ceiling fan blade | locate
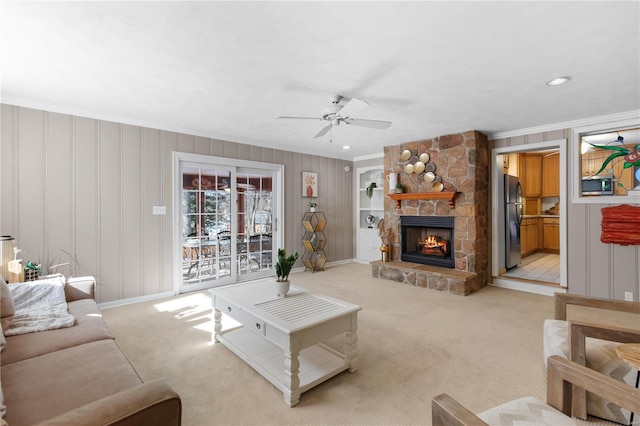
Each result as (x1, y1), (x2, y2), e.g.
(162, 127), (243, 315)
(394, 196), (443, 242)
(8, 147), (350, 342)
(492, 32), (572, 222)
(346, 118), (392, 130)
(314, 123), (333, 139)
(338, 97), (369, 118)
(276, 116), (321, 121)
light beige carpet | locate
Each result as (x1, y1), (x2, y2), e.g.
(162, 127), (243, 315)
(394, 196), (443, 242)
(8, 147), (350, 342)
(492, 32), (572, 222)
(101, 263), (617, 426)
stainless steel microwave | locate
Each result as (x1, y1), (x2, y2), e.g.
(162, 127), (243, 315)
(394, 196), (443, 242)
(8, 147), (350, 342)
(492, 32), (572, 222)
(582, 175), (614, 196)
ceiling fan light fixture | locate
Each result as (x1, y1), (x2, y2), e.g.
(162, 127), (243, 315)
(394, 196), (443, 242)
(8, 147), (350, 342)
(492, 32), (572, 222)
(332, 118), (340, 126)
(547, 76), (572, 86)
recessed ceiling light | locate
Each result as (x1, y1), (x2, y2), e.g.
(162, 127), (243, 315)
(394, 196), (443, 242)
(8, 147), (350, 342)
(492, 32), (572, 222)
(342, 145), (350, 150)
(547, 76), (572, 86)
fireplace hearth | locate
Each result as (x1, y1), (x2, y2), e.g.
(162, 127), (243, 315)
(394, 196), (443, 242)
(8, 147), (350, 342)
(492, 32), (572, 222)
(400, 216), (455, 268)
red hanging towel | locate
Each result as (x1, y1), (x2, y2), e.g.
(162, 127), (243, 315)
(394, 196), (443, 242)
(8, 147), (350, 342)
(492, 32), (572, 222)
(601, 204), (640, 246)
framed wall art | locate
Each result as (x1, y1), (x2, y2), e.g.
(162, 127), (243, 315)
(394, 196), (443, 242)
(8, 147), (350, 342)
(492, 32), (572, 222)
(303, 172), (318, 197)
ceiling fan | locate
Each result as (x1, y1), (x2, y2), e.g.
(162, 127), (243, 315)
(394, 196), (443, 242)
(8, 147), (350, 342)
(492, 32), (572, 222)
(277, 95), (392, 139)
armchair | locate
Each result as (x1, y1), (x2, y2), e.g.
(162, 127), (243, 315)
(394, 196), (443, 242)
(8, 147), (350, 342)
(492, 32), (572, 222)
(432, 355), (640, 425)
(543, 293), (640, 424)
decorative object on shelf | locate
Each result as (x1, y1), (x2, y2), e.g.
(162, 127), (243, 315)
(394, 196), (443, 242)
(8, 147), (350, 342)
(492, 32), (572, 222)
(24, 261), (41, 282)
(303, 171), (318, 197)
(377, 219), (390, 245)
(399, 150), (441, 189)
(275, 248), (299, 297)
(386, 173), (398, 193)
(395, 182), (403, 193)
(432, 176), (444, 192)
(379, 244), (391, 262)
(399, 149), (412, 161)
(302, 212), (327, 272)
(404, 163), (414, 174)
(0, 235), (15, 281)
(365, 182), (377, 198)
(7, 244), (24, 283)
(365, 214), (376, 228)
(424, 171), (436, 183)
(309, 201), (317, 212)
(378, 219), (391, 262)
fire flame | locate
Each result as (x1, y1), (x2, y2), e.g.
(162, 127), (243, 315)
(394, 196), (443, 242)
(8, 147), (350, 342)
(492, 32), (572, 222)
(419, 235), (448, 256)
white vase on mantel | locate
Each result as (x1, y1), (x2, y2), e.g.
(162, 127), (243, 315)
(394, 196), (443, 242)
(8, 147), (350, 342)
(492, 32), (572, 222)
(275, 279), (290, 298)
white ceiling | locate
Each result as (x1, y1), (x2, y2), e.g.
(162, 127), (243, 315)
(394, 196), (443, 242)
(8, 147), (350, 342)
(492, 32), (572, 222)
(2, 1), (639, 161)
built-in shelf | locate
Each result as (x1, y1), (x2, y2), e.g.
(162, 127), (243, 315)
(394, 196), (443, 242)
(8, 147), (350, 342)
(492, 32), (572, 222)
(388, 192), (457, 209)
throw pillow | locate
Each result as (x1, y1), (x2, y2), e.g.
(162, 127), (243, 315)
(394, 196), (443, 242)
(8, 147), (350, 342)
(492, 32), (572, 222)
(0, 278), (15, 329)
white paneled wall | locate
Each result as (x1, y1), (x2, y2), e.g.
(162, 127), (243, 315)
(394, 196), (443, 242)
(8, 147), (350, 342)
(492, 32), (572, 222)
(0, 104), (354, 303)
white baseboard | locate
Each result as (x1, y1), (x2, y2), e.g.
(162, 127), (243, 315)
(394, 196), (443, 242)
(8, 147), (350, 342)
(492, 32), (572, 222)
(98, 291), (176, 310)
(490, 278), (566, 297)
(100, 259), (358, 308)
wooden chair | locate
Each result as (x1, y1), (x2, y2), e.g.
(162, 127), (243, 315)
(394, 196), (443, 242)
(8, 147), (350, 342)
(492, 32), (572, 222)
(432, 355), (640, 425)
(543, 293), (640, 423)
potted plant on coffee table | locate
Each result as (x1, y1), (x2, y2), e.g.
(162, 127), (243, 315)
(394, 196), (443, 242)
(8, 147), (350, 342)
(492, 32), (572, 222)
(275, 248), (299, 297)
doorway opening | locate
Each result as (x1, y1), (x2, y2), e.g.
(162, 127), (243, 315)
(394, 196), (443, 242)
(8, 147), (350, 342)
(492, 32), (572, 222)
(491, 139), (567, 296)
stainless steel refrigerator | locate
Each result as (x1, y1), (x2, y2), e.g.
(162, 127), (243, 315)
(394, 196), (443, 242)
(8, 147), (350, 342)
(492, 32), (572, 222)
(504, 174), (523, 269)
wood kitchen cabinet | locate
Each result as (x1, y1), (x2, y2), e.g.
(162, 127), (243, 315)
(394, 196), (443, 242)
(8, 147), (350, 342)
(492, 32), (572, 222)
(543, 217), (560, 252)
(542, 153), (560, 197)
(503, 153), (519, 176)
(520, 217), (541, 257)
(519, 154), (542, 197)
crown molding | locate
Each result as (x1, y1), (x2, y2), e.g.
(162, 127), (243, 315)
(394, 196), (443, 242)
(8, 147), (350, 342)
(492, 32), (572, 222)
(488, 110), (640, 141)
(353, 152), (384, 162)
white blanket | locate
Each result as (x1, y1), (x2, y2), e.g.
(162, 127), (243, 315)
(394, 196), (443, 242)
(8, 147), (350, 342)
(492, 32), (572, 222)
(5, 276), (75, 336)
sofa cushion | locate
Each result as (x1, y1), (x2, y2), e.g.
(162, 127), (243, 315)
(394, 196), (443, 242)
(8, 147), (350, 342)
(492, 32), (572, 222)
(477, 396), (576, 425)
(543, 319), (638, 425)
(1, 299), (114, 365)
(1, 339), (143, 426)
(0, 278), (14, 329)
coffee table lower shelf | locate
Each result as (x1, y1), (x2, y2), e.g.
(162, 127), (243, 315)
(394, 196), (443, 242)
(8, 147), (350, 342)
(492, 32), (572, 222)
(217, 327), (349, 397)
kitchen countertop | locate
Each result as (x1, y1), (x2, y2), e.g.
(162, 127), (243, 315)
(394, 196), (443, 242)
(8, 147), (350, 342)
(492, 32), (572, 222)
(523, 214), (560, 218)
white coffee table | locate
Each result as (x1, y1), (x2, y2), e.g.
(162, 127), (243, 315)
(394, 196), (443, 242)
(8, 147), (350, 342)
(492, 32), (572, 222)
(210, 280), (361, 406)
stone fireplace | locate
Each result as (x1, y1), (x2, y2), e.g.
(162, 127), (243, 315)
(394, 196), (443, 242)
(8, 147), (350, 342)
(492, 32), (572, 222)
(371, 130), (489, 295)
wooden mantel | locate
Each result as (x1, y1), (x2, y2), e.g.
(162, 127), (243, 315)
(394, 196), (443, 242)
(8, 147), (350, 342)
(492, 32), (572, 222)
(388, 192), (457, 209)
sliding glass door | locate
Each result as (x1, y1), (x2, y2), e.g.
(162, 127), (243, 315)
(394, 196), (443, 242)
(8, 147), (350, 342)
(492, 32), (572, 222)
(174, 153), (283, 294)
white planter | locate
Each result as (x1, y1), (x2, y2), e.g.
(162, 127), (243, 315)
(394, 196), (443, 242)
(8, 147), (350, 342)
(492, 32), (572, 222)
(275, 280), (290, 297)
(310, 207), (316, 212)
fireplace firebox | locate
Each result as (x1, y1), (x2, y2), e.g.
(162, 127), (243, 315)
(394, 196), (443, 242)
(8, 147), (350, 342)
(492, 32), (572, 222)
(400, 216), (455, 268)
